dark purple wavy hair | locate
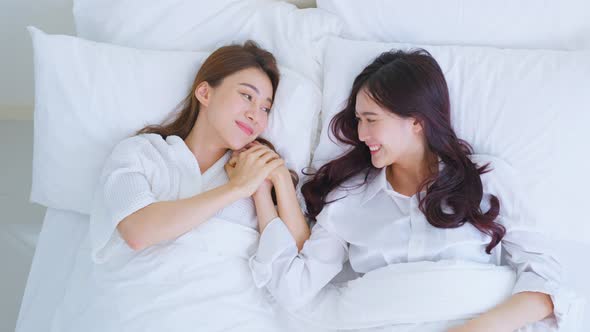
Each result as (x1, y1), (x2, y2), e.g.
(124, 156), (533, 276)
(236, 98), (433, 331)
(302, 49), (505, 254)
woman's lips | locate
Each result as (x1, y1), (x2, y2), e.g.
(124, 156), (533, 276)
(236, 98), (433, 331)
(236, 121), (254, 136)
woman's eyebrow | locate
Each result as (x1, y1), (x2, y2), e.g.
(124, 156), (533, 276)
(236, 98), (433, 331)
(355, 111), (379, 116)
(239, 83), (272, 103)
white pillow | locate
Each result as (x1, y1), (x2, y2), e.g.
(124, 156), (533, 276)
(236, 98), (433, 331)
(73, 0), (342, 87)
(28, 27), (320, 215)
(317, 0), (590, 50)
(314, 37), (590, 243)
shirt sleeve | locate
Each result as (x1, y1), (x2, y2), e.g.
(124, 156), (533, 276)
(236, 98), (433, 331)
(89, 137), (158, 263)
(249, 214), (349, 311)
(502, 229), (575, 328)
(485, 156), (575, 328)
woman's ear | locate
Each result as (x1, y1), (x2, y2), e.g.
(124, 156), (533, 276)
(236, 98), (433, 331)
(195, 81), (211, 107)
(412, 118), (424, 134)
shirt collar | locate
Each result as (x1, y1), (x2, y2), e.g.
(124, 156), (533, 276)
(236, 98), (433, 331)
(360, 167), (389, 206)
(360, 158), (444, 206)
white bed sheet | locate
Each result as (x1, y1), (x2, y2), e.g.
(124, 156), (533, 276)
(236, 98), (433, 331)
(15, 208), (89, 332)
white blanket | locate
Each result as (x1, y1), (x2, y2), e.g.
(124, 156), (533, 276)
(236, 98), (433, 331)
(48, 136), (580, 331)
(287, 259), (586, 332)
(50, 218), (580, 332)
(51, 218), (288, 332)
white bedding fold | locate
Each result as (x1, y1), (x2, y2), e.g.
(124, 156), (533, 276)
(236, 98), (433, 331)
(289, 260), (516, 330)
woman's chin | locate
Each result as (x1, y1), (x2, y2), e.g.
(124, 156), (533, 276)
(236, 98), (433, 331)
(370, 156), (384, 168)
(227, 138), (251, 151)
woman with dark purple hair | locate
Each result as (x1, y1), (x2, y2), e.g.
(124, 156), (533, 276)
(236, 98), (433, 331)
(249, 49), (567, 331)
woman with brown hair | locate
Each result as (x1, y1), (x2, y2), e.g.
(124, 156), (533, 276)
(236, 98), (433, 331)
(54, 41), (310, 331)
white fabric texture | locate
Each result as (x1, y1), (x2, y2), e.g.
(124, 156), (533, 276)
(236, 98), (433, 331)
(28, 27), (320, 215)
(314, 37), (590, 243)
(317, 0), (590, 49)
(251, 155), (579, 330)
(51, 134), (288, 331)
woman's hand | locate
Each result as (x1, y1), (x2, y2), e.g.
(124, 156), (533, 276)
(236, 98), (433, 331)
(447, 291), (554, 332)
(225, 143), (284, 198)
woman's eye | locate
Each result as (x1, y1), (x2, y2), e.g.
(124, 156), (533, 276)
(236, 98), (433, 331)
(262, 107), (271, 113)
(241, 93), (252, 101)
(355, 117), (361, 122)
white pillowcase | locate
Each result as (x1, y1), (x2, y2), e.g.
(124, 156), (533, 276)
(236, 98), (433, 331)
(317, 0), (590, 50)
(28, 27), (320, 215)
(73, 0), (342, 87)
(314, 37), (590, 243)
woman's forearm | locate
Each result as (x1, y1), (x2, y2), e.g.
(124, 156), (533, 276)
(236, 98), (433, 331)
(252, 189), (279, 233)
(273, 172), (310, 251)
(458, 291), (554, 332)
(117, 182), (245, 251)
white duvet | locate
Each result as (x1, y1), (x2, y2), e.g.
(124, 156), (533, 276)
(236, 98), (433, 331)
(49, 218), (564, 332)
(51, 219), (286, 331)
(47, 135), (575, 331)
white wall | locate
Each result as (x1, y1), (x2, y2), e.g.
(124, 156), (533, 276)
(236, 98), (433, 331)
(0, 0), (75, 120)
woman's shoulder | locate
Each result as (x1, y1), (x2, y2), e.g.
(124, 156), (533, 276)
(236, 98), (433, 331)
(315, 171), (375, 227)
(110, 133), (184, 160)
(323, 171), (371, 205)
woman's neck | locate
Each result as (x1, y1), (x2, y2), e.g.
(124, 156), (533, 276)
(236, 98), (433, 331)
(184, 118), (227, 174)
(386, 151), (438, 197)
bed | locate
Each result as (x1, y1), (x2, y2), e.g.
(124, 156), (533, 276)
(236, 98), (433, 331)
(16, 0), (590, 330)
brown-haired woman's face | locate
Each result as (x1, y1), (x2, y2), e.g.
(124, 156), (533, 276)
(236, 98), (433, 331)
(196, 67), (274, 150)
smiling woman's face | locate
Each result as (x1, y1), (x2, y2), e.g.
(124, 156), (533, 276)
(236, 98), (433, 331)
(355, 88), (423, 169)
(196, 67), (274, 150)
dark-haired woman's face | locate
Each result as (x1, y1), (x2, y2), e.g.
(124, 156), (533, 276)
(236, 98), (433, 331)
(355, 89), (423, 169)
(198, 67), (273, 150)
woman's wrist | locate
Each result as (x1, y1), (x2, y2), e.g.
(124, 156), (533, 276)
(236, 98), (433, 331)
(224, 181), (250, 200)
(253, 186), (273, 201)
(271, 167), (293, 189)
(253, 191), (278, 233)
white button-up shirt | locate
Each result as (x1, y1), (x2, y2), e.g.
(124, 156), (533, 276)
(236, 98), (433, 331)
(250, 154), (568, 325)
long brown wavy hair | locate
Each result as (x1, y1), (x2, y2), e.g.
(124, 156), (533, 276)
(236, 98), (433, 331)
(137, 40), (280, 139)
(301, 49), (505, 254)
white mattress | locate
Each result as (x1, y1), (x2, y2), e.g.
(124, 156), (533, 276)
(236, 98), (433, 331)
(15, 208), (90, 332)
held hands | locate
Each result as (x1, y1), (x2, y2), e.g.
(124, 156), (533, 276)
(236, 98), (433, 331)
(224, 141), (286, 198)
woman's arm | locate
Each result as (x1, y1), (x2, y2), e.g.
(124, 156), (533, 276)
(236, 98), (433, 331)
(118, 144), (284, 251)
(250, 220), (348, 311)
(251, 169), (310, 251)
(449, 228), (563, 332)
(252, 179), (279, 232)
(269, 167), (310, 251)
(448, 291), (554, 332)
(118, 183), (245, 251)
